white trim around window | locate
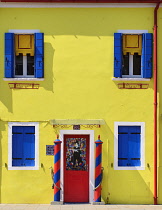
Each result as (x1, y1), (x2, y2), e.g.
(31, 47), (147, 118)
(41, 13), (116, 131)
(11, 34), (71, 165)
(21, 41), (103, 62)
(3, 78), (44, 81)
(112, 78), (150, 81)
(117, 30), (148, 34)
(9, 29), (40, 34)
(8, 122), (39, 170)
(114, 122), (145, 170)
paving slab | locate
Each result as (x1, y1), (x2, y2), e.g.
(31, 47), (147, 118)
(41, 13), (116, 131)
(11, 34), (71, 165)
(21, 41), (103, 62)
(49, 206), (60, 210)
(0, 204), (162, 210)
(0, 204), (6, 209)
(36, 204), (50, 210)
(102, 206), (119, 209)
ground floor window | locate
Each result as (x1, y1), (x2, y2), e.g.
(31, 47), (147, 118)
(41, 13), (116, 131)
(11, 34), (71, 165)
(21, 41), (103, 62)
(114, 122), (145, 170)
(8, 122), (39, 170)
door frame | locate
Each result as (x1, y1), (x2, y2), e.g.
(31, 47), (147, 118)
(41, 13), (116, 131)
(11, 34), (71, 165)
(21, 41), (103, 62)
(60, 130), (94, 203)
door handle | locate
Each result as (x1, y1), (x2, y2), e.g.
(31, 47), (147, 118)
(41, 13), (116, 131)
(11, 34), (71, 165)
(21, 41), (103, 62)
(86, 164), (88, 171)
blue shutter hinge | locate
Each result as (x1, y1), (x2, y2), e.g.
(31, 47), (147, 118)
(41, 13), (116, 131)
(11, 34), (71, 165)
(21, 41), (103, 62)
(5, 57), (9, 66)
(39, 61), (42, 67)
(148, 58), (152, 67)
(115, 57), (119, 66)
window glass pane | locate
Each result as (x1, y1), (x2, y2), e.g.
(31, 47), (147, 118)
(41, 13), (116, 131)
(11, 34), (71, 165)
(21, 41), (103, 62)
(27, 54), (34, 75)
(122, 53), (129, 75)
(15, 53), (23, 75)
(133, 53), (141, 75)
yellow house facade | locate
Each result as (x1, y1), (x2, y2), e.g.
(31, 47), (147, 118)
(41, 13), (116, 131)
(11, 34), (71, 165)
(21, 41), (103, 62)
(0, 0), (162, 205)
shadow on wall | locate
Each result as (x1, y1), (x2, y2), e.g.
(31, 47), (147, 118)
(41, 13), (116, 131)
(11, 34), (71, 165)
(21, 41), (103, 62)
(101, 123), (153, 204)
(158, 64), (162, 203)
(158, 97), (162, 203)
(41, 42), (55, 92)
(0, 122), (6, 203)
(0, 82), (13, 114)
(0, 42), (54, 113)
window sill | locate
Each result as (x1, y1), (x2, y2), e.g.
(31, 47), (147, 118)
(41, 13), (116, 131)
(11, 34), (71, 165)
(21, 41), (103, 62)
(3, 78), (44, 81)
(114, 166), (145, 170)
(112, 78), (150, 81)
(8, 166), (39, 170)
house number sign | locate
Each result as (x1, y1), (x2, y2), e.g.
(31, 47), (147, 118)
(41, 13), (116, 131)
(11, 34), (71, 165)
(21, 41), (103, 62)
(46, 145), (54, 156)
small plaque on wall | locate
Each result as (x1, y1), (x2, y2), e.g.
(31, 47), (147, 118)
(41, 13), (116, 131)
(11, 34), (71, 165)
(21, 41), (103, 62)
(73, 125), (80, 130)
(46, 145), (54, 155)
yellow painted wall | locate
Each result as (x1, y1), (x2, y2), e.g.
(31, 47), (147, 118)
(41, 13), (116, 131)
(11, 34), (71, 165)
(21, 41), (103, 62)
(0, 6), (160, 204)
(157, 7), (162, 205)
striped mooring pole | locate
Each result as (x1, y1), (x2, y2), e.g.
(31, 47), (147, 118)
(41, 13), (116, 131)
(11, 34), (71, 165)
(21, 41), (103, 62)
(94, 135), (103, 202)
(54, 135), (62, 202)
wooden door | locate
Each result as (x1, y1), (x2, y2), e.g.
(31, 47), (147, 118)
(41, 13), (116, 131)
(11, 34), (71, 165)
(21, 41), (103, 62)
(64, 135), (89, 203)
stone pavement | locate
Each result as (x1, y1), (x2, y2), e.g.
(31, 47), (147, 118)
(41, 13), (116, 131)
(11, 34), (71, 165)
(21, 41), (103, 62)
(0, 204), (162, 210)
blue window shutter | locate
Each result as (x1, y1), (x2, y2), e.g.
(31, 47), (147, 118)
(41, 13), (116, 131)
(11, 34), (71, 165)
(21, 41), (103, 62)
(23, 126), (35, 166)
(5, 33), (14, 78)
(128, 126), (141, 166)
(12, 126), (35, 167)
(35, 33), (44, 78)
(118, 126), (129, 166)
(12, 126), (23, 166)
(141, 33), (153, 78)
(118, 126), (141, 167)
(114, 33), (122, 78)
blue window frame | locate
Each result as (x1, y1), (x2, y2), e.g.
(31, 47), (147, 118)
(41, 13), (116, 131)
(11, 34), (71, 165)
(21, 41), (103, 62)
(5, 33), (44, 78)
(118, 126), (141, 167)
(12, 126), (35, 167)
(114, 33), (153, 78)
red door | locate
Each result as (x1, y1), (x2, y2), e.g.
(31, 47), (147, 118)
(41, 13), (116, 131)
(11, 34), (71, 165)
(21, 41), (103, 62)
(64, 134), (89, 203)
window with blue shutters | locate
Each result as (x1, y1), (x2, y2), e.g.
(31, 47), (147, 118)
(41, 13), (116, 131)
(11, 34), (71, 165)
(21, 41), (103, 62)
(114, 122), (145, 170)
(12, 126), (35, 167)
(118, 126), (141, 167)
(8, 122), (39, 170)
(5, 32), (44, 78)
(114, 32), (153, 78)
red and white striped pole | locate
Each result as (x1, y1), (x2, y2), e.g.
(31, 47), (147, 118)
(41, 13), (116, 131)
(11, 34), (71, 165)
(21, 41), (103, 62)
(94, 135), (103, 202)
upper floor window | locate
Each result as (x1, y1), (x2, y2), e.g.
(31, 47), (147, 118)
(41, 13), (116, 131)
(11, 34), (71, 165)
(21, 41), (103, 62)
(5, 32), (44, 78)
(15, 34), (34, 78)
(114, 32), (153, 79)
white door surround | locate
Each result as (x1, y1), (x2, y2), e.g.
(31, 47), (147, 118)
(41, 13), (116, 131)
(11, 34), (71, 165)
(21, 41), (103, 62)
(60, 130), (94, 203)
